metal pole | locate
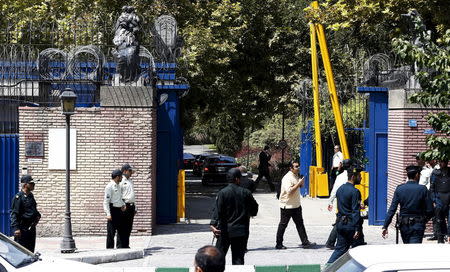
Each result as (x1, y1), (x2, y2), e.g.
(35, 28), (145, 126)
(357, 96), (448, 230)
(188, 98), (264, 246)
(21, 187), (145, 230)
(61, 114), (76, 253)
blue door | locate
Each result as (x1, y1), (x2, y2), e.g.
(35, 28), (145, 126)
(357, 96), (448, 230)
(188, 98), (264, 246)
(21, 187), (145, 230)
(0, 134), (19, 235)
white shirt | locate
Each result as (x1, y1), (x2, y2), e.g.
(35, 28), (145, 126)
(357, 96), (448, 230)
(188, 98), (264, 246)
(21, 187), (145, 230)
(279, 171), (301, 209)
(120, 176), (136, 204)
(419, 165), (433, 189)
(329, 170), (348, 206)
(332, 151), (343, 168)
(103, 180), (125, 217)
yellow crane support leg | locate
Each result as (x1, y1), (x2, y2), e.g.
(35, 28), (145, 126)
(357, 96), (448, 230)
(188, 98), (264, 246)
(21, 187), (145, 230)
(315, 23), (350, 160)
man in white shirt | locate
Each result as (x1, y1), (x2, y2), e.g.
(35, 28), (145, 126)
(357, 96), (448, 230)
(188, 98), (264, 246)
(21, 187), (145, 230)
(275, 161), (316, 249)
(419, 160), (435, 189)
(103, 169), (126, 249)
(120, 163), (136, 248)
(330, 145), (344, 194)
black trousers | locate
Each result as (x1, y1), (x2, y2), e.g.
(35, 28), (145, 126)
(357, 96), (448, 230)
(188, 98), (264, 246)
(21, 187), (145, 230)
(107, 206), (126, 249)
(327, 224), (356, 263)
(329, 167), (338, 193)
(326, 222), (365, 247)
(400, 223), (425, 244)
(216, 234), (247, 265)
(118, 203), (135, 248)
(276, 207), (308, 246)
(255, 169), (275, 192)
(14, 226), (36, 252)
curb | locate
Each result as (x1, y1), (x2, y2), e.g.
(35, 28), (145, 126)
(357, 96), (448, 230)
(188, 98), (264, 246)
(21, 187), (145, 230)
(61, 249), (144, 265)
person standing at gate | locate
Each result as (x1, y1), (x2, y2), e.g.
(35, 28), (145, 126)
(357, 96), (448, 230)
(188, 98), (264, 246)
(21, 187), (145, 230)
(429, 160), (450, 243)
(329, 145), (343, 194)
(103, 169), (126, 249)
(120, 163), (136, 248)
(209, 168), (258, 265)
(326, 167), (363, 264)
(10, 175), (41, 252)
(275, 161), (316, 250)
(382, 165), (433, 244)
(255, 145), (275, 192)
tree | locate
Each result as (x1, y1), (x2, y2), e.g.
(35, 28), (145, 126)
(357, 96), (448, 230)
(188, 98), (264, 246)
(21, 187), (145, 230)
(393, 13), (450, 161)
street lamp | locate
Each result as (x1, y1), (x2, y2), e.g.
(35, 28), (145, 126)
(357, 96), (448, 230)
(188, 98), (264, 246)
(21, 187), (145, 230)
(60, 89), (77, 253)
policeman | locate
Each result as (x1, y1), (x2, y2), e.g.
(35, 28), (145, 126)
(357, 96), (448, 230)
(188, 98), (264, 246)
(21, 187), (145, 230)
(326, 166), (363, 264)
(209, 168), (258, 265)
(430, 160), (450, 243)
(120, 163), (136, 248)
(10, 175), (41, 252)
(382, 165), (433, 243)
(103, 169), (126, 249)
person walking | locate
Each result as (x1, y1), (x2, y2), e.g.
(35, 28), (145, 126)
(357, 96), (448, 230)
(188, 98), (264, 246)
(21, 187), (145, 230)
(255, 145), (275, 192)
(10, 175), (41, 252)
(325, 159), (352, 249)
(239, 165), (255, 193)
(275, 161), (316, 250)
(382, 165), (434, 244)
(103, 169), (126, 249)
(194, 245), (225, 272)
(120, 163), (136, 248)
(209, 168), (258, 265)
(329, 145), (343, 194)
(429, 160), (450, 243)
(326, 167), (363, 264)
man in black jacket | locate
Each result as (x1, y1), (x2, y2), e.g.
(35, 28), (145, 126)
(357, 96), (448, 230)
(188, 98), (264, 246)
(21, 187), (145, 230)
(326, 167), (363, 264)
(210, 168), (258, 265)
(429, 160), (450, 243)
(10, 175), (41, 252)
(382, 165), (433, 243)
(255, 145), (275, 192)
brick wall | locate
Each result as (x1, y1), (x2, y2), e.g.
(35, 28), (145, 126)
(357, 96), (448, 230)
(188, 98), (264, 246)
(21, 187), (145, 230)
(18, 107), (156, 236)
(387, 108), (450, 206)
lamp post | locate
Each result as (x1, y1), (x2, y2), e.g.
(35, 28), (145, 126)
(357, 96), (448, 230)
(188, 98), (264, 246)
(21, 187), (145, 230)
(60, 89), (77, 253)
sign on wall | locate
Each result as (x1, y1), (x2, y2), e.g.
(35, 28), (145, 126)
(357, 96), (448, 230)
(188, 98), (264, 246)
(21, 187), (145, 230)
(48, 128), (77, 170)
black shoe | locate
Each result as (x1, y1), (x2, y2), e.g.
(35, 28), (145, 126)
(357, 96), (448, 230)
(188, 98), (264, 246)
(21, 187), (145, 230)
(325, 244), (335, 250)
(427, 236), (438, 241)
(301, 241), (317, 248)
(275, 244), (287, 250)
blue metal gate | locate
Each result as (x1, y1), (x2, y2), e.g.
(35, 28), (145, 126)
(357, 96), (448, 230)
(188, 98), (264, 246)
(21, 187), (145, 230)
(0, 134), (19, 235)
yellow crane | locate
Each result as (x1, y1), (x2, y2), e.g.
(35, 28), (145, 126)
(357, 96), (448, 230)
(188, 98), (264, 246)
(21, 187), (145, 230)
(308, 1), (349, 197)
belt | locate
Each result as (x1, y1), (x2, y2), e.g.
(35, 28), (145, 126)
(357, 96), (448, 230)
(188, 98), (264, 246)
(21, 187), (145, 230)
(125, 203), (135, 206)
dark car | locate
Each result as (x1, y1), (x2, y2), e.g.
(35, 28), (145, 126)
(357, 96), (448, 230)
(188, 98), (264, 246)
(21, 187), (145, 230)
(201, 155), (239, 185)
(183, 153), (195, 169)
(193, 154), (209, 176)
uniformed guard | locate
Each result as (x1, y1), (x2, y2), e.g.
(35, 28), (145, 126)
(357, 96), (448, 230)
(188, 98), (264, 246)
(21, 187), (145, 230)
(326, 166), (363, 264)
(429, 160), (450, 243)
(382, 165), (434, 244)
(103, 169), (126, 249)
(10, 175), (41, 252)
(120, 163), (136, 248)
(209, 168), (258, 265)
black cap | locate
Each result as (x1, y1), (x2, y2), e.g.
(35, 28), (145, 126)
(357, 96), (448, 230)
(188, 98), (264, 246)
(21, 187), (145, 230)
(406, 165), (421, 175)
(226, 168), (242, 182)
(111, 169), (123, 179)
(342, 159), (354, 169)
(20, 175), (34, 184)
(413, 153), (422, 160)
(121, 163), (134, 172)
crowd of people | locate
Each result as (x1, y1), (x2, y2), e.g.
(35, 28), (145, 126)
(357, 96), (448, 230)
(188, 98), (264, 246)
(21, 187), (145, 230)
(10, 147), (450, 269)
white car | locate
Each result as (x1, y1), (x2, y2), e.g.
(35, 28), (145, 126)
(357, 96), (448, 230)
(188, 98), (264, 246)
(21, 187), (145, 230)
(0, 232), (104, 272)
(324, 244), (450, 272)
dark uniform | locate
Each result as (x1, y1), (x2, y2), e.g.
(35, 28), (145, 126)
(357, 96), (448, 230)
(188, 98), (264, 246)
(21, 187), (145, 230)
(255, 148), (274, 192)
(430, 164), (450, 243)
(383, 167), (433, 244)
(211, 182), (258, 265)
(327, 182), (363, 264)
(10, 176), (41, 252)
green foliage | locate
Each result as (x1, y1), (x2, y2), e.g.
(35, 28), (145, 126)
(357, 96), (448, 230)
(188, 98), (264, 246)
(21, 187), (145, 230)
(393, 22), (450, 161)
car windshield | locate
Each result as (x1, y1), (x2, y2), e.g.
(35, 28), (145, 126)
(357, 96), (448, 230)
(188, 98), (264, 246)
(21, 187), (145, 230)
(0, 234), (37, 268)
(183, 153), (195, 159)
(208, 157), (236, 163)
(324, 252), (365, 272)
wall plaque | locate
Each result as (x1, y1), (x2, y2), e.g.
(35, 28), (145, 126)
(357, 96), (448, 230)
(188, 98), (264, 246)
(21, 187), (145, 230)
(25, 142), (44, 157)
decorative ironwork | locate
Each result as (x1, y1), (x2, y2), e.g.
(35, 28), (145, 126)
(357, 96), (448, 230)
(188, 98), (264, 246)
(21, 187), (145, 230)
(362, 53), (409, 89)
(153, 15), (184, 63)
(113, 6), (142, 83)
